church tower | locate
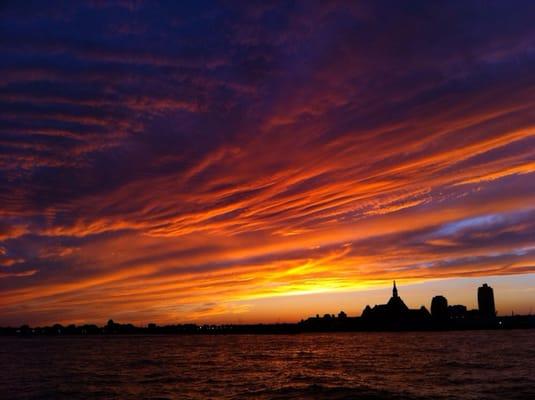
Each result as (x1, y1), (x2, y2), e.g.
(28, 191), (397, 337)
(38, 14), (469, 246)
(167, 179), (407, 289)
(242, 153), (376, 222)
(392, 280), (398, 298)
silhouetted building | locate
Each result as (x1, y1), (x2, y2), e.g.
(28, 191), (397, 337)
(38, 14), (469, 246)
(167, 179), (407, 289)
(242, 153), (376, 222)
(431, 295), (449, 321)
(362, 281), (408, 316)
(478, 283), (496, 318)
(106, 319), (119, 333)
(361, 281), (430, 329)
(448, 304), (467, 319)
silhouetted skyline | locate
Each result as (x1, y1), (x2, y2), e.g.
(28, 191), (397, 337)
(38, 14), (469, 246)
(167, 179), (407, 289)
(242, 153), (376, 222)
(3, 281), (534, 335)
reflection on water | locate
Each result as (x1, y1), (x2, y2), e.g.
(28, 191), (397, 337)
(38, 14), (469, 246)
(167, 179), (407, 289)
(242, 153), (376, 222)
(1, 330), (534, 399)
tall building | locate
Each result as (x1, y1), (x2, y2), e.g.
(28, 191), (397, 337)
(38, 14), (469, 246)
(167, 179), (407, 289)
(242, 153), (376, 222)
(478, 283), (496, 318)
(431, 295), (448, 320)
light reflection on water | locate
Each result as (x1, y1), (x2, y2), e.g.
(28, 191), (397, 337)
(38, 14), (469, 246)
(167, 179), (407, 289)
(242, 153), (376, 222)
(1, 330), (534, 399)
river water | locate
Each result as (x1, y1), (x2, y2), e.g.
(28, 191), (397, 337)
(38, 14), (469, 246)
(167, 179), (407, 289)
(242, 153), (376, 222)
(1, 330), (534, 399)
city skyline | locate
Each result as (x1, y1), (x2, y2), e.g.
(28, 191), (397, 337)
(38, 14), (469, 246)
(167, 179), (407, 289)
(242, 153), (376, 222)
(1, 1), (535, 326)
(1, 275), (532, 327)
(6, 280), (534, 336)
(1, 281), (523, 332)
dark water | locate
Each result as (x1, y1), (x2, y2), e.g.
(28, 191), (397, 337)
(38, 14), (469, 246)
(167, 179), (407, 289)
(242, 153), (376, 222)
(1, 331), (535, 399)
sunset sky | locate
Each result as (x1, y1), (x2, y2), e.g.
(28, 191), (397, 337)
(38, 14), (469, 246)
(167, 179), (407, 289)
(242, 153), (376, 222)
(1, 1), (534, 326)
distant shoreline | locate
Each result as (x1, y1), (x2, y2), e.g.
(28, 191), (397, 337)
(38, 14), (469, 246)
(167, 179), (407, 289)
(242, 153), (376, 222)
(2, 315), (534, 336)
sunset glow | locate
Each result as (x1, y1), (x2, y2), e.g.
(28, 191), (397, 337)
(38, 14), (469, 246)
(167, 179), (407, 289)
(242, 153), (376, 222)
(1, 1), (534, 325)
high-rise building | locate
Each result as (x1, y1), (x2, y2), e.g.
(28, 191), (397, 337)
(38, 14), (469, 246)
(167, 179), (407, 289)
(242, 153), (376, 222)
(478, 283), (496, 318)
(431, 295), (448, 320)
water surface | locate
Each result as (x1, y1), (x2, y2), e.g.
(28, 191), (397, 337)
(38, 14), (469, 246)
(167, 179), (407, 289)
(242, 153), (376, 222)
(1, 330), (534, 399)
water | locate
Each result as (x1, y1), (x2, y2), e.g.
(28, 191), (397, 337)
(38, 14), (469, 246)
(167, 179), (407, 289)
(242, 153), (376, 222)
(1, 331), (534, 399)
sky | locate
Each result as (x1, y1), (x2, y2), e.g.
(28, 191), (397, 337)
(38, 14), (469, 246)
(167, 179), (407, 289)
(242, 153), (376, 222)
(0, 0), (534, 326)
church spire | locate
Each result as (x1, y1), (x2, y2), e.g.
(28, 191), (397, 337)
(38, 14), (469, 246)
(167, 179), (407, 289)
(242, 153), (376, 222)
(393, 280), (398, 298)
